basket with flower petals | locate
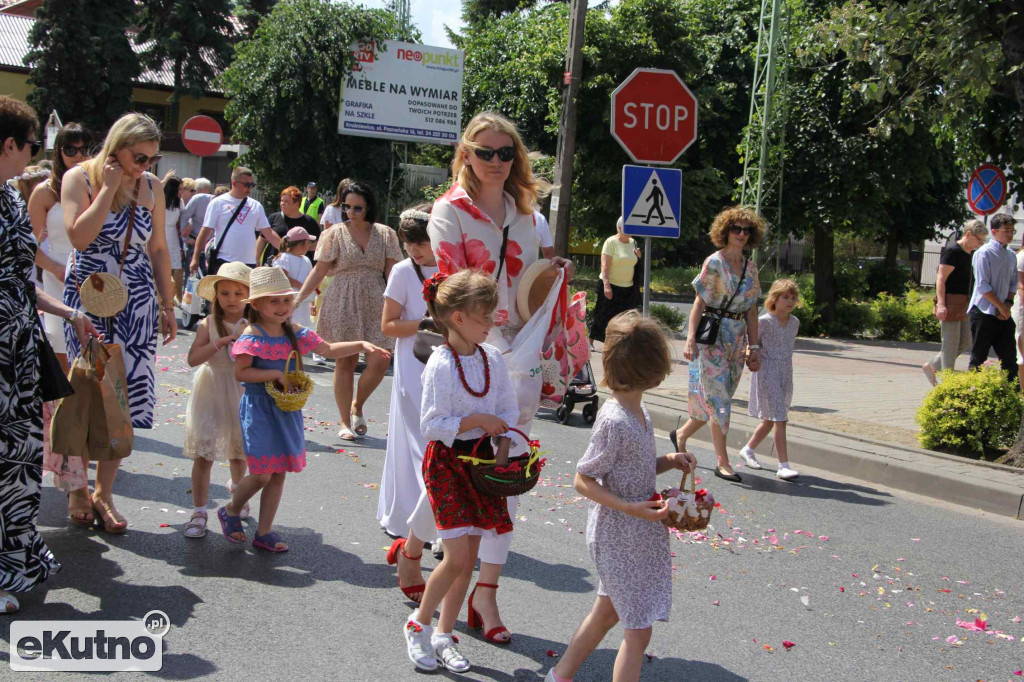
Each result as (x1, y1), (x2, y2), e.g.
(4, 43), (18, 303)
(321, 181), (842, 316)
(657, 471), (715, 532)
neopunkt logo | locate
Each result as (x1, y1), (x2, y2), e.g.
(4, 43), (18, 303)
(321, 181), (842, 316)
(9, 610), (168, 671)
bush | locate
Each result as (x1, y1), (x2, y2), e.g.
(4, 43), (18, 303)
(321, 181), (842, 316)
(790, 273), (826, 337)
(916, 366), (1023, 454)
(871, 293), (913, 340)
(650, 303), (686, 332)
(649, 266), (700, 295)
(834, 257), (869, 300)
(830, 301), (875, 338)
(866, 261), (911, 297)
(903, 289), (940, 342)
(869, 291), (940, 342)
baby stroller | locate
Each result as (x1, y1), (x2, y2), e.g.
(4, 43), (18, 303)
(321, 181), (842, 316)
(178, 262), (210, 331)
(555, 360), (598, 425)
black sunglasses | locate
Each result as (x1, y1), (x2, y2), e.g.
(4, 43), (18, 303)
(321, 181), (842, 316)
(235, 180), (256, 189)
(22, 139), (42, 156)
(132, 152), (162, 166)
(729, 225), (754, 236)
(473, 146), (515, 163)
(341, 203), (365, 214)
(61, 144), (87, 157)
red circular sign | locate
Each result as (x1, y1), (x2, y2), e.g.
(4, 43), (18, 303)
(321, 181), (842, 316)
(181, 115), (223, 157)
(966, 163), (1007, 216)
(611, 68), (698, 165)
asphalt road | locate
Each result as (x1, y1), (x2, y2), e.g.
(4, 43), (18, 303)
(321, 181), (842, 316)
(2, 328), (1022, 681)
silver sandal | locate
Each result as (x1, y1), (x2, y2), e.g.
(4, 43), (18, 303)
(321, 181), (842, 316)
(184, 511), (208, 538)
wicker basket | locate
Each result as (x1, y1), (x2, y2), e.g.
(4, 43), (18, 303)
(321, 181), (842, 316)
(660, 471), (715, 532)
(458, 428), (546, 498)
(79, 273), (129, 317)
(264, 350), (313, 412)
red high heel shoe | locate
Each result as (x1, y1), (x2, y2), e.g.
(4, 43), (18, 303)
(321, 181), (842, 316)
(386, 538), (425, 603)
(467, 583), (511, 644)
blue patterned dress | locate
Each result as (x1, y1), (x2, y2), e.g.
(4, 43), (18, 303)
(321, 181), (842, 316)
(64, 172), (159, 429)
(0, 183), (60, 592)
(230, 325), (323, 474)
(688, 251), (761, 433)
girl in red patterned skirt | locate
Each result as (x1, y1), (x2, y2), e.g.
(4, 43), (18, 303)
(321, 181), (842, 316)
(402, 269), (518, 674)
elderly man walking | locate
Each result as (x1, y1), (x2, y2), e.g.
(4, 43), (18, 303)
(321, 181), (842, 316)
(922, 218), (988, 384)
(968, 213), (1018, 380)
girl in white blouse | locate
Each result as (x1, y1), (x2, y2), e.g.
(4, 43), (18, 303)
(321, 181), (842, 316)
(403, 269), (518, 674)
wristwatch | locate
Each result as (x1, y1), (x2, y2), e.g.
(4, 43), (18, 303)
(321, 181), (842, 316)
(67, 308), (79, 322)
(748, 344), (760, 351)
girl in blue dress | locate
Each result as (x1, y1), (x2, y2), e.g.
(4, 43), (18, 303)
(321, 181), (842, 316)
(219, 266), (391, 552)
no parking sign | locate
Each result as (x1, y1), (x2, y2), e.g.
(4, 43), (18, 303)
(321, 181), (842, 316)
(967, 163), (1007, 216)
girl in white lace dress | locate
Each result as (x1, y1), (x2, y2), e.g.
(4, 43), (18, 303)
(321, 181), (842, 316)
(739, 279), (802, 480)
(547, 311), (697, 682)
(181, 263), (252, 538)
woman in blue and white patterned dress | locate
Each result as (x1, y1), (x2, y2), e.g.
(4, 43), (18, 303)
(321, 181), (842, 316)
(60, 112), (178, 533)
(0, 96), (101, 614)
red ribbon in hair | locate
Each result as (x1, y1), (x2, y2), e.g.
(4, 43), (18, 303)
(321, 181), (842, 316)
(421, 272), (449, 303)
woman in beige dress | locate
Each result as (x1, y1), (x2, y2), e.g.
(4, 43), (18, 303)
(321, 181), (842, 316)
(298, 181), (401, 440)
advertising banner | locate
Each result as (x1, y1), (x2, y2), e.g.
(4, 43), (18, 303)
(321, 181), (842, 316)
(338, 40), (464, 145)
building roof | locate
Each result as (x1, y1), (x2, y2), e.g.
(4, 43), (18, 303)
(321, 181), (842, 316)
(0, 12), (226, 95)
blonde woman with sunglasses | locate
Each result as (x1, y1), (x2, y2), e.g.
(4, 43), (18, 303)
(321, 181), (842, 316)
(59, 112), (178, 533)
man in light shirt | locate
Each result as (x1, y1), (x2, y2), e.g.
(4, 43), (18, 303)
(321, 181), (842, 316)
(968, 212), (1018, 379)
(181, 177), (213, 274)
(190, 167), (281, 274)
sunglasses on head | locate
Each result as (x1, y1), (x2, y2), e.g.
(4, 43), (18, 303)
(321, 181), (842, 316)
(61, 144), (87, 157)
(729, 225), (754, 235)
(341, 203), (365, 214)
(131, 151), (162, 166)
(473, 146), (515, 163)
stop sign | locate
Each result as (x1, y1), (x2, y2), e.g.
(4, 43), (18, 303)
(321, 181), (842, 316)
(181, 115), (223, 157)
(610, 68), (698, 165)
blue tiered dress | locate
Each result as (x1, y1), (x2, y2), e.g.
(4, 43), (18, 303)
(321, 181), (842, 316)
(230, 324), (323, 474)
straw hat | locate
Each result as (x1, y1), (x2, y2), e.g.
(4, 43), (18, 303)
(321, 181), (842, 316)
(197, 261), (252, 302)
(516, 259), (560, 324)
(243, 266), (297, 303)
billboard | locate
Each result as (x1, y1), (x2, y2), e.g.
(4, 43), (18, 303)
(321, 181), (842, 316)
(338, 40), (464, 145)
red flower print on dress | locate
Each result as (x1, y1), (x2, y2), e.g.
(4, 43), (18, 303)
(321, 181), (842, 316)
(462, 235), (495, 274)
(503, 239), (523, 284)
(442, 184), (490, 223)
(436, 240), (467, 275)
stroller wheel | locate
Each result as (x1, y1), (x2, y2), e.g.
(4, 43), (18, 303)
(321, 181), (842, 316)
(182, 313), (201, 331)
(556, 404), (571, 425)
(582, 402), (597, 425)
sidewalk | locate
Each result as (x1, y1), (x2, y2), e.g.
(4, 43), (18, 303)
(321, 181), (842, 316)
(583, 336), (1024, 520)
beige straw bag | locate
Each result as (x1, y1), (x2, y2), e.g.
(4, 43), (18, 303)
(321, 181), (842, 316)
(72, 178), (141, 318)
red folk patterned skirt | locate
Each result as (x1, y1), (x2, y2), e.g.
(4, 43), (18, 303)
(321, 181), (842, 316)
(423, 439), (513, 535)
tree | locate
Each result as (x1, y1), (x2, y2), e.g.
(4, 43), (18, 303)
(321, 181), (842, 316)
(461, 0), (537, 29)
(135, 0), (235, 103)
(25, 0), (140, 130)
(219, 0), (398, 196)
(235, 0), (279, 38)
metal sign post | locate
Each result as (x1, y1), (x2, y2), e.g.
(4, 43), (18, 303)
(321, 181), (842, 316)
(642, 237), (652, 316)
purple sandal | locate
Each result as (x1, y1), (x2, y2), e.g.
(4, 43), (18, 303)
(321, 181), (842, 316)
(217, 506), (245, 544)
(253, 531), (289, 553)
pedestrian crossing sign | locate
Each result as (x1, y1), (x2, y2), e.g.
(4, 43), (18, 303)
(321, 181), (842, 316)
(621, 165), (682, 238)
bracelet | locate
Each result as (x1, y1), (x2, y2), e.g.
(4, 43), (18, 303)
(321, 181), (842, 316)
(161, 305), (174, 311)
(748, 345), (760, 350)
(67, 308), (79, 322)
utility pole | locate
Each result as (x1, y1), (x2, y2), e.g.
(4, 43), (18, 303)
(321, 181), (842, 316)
(549, 0), (587, 258)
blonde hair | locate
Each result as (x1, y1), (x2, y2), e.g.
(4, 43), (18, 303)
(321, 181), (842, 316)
(765, 278), (801, 312)
(84, 112), (161, 212)
(453, 111), (550, 215)
(180, 177), (196, 191)
(709, 205), (766, 250)
(425, 269), (498, 337)
(601, 311), (672, 392)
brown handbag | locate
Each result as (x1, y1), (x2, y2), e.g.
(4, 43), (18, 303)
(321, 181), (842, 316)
(943, 294), (970, 322)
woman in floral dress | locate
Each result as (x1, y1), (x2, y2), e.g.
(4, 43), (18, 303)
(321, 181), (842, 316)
(673, 206), (764, 483)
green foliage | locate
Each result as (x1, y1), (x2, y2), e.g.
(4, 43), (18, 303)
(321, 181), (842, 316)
(830, 301), (874, 338)
(219, 0), (398, 193)
(649, 267), (700, 295)
(135, 0), (234, 102)
(25, 0), (140, 129)
(833, 257), (869, 300)
(903, 289), (940, 342)
(865, 261), (911, 297)
(650, 303), (685, 332)
(235, 0), (279, 38)
(916, 366), (1023, 454)
(870, 291), (939, 342)
(871, 293), (911, 340)
(790, 273), (826, 337)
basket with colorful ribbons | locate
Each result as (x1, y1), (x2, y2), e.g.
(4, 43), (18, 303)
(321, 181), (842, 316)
(656, 470), (715, 532)
(457, 427), (546, 498)
(264, 350), (313, 412)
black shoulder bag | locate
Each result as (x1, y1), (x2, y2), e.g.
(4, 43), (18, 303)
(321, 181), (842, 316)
(205, 197), (247, 265)
(411, 261), (445, 364)
(27, 286), (74, 401)
(694, 258), (749, 346)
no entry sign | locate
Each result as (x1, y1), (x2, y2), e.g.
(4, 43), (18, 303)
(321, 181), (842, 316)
(967, 163), (1007, 216)
(610, 68), (698, 165)
(181, 115), (223, 157)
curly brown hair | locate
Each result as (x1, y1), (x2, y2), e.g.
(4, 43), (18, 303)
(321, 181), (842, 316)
(708, 206), (766, 250)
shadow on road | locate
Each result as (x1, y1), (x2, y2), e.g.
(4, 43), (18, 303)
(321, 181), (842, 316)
(700, 465), (892, 507)
(502, 552), (593, 594)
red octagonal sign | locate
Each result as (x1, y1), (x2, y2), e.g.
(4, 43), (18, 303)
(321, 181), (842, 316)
(611, 68), (698, 165)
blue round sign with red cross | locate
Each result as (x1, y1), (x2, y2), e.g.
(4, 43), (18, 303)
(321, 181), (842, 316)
(967, 163), (1007, 216)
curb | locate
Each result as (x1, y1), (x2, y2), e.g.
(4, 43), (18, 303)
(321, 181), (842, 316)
(589, 389), (1024, 520)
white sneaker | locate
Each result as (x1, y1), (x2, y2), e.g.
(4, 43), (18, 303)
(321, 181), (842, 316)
(404, 618), (437, 671)
(432, 633), (470, 673)
(776, 465), (800, 480)
(738, 446), (763, 469)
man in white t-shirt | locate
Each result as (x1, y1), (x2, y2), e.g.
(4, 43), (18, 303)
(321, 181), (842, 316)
(190, 167), (281, 274)
(534, 210), (557, 259)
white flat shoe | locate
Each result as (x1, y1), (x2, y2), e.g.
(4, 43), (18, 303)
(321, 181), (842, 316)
(351, 414), (368, 436)
(776, 466), (800, 480)
(0, 590), (20, 615)
(738, 446), (763, 470)
(404, 618), (437, 671)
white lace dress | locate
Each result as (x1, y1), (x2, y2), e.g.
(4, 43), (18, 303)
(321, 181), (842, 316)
(182, 318), (246, 461)
(577, 400), (671, 629)
(748, 312), (799, 422)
